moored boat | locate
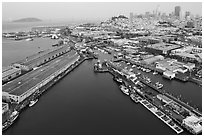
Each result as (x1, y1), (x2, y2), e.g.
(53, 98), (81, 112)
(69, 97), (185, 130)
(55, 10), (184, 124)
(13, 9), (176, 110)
(130, 94), (139, 103)
(25, 38), (34, 41)
(29, 99), (38, 107)
(153, 71), (158, 75)
(119, 85), (129, 95)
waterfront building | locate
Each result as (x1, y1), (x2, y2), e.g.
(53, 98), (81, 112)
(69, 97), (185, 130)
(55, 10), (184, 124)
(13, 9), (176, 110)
(146, 43), (181, 55)
(141, 55), (164, 65)
(163, 71), (176, 79)
(182, 115), (202, 134)
(2, 51), (80, 104)
(155, 58), (190, 74)
(2, 66), (21, 83)
(13, 45), (71, 71)
(183, 63), (195, 70)
(156, 94), (173, 104)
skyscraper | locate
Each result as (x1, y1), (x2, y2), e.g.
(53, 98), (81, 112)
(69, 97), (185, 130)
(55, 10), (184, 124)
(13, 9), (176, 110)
(175, 6), (181, 18)
(185, 11), (190, 19)
(129, 12), (133, 28)
(129, 12), (133, 22)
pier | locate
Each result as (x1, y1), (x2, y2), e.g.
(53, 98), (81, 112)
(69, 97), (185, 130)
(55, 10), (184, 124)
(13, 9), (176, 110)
(94, 60), (202, 135)
(2, 47), (97, 131)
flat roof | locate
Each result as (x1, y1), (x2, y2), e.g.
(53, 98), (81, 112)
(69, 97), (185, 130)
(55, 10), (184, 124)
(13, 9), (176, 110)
(15, 49), (53, 64)
(2, 67), (21, 78)
(23, 46), (70, 67)
(174, 53), (197, 59)
(183, 116), (202, 133)
(148, 43), (181, 51)
(2, 66), (13, 72)
(164, 70), (175, 75)
(157, 94), (172, 103)
(3, 51), (79, 96)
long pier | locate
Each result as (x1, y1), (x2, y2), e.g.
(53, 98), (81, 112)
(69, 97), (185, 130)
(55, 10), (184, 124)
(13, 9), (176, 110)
(94, 61), (202, 134)
(139, 98), (183, 134)
(139, 78), (202, 117)
(2, 50), (95, 132)
(94, 64), (184, 134)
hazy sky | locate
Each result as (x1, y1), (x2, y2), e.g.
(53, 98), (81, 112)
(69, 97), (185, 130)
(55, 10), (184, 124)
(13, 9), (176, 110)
(2, 2), (202, 21)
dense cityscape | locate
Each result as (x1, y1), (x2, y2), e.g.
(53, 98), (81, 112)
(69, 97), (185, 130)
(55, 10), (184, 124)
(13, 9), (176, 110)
(2, 4), (202, 135)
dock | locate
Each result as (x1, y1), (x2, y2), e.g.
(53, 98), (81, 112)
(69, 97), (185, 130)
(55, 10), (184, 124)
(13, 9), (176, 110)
(94, 60), (201, 134)
(139, 98), (183, 134)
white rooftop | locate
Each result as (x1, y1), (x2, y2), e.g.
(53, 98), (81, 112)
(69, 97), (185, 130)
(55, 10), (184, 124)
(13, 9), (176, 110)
(183, 115), (202, 134)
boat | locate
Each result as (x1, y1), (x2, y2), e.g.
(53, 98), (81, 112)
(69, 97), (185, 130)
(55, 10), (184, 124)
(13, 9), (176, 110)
(29, 99), (38, 107)
(130, 94), (139, 103)
(146, 79), (151, 83)
(136, 72), (141, 76)
(2, 122), (9, 131)
(155, 82), (163, 89)
(153, 71), (158, 75)
(115, 77), (123, 83)
(146, 69), (151, 73)
(130, 77), (137, 83)
(2, 111), (19, 132)
(25, 38), (33, 41)
(119, 85), (129, 95)
(9, 111), (19, 123)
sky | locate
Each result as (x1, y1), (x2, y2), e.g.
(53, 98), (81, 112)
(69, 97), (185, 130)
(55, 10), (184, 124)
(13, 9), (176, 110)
(2, 2), (202, 22)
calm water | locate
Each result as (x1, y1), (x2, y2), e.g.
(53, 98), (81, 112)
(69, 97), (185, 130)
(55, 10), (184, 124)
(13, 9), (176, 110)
(3, 60), (187, 135)
(2, 38), (58, 67)
(2, 24), (201, 135)
(2, 20), (81, 33)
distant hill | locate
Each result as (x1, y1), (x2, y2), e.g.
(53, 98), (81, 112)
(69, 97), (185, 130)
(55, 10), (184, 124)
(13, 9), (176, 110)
(13, 18), (42, 22)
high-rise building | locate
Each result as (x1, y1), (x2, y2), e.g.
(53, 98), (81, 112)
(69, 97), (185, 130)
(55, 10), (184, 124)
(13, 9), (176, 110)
(175, 6), (181, 18)
(129, 12), (134, 28)
(185, 11), (190, 19)
(129, 12), (133, 22)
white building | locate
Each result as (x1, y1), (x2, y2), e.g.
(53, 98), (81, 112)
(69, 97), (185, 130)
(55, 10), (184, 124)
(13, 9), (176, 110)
(157, 94), (173, 104)
(182, 115), (202, 134)
(183, 63), (195, 70)
(163, 71), (176, 79)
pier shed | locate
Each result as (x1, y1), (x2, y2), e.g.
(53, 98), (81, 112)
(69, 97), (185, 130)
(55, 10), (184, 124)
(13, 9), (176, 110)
(2, 66), (21, 83)
(2, 51), (80, 104)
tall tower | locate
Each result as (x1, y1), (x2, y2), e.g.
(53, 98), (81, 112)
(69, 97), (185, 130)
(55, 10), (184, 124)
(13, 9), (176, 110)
(185, 11), (190, 19)
(129, 12), (133, 28)
(129, 12), (133, 22)
(175, 6), (181, 19)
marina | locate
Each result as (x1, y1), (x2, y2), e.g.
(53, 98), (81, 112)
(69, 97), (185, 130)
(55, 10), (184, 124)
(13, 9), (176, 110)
(94, 59), (202, 135)
(2, 3), (202, 134)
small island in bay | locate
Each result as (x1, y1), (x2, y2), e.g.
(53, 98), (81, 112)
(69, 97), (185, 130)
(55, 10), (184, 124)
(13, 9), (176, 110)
(13, 17), (42, 22)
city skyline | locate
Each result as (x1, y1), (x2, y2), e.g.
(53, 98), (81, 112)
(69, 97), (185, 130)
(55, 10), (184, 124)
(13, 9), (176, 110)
(2, 2), (202, 22)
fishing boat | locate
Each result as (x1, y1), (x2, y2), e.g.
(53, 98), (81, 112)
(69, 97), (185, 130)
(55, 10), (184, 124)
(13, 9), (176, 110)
(25, 38), (33, 41)
(119, 85), (129, 95)
(29, 99), (38, 107)
(153, 71), (158, 75)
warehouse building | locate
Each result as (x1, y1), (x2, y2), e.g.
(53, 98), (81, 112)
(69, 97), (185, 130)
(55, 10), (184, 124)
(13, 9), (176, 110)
(141, 55), (164, 65)
(146, 43), (181, 55)
(13, 45), (71, 71)
(2, 51), (80, 104)
(2, 66), (21, 83)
